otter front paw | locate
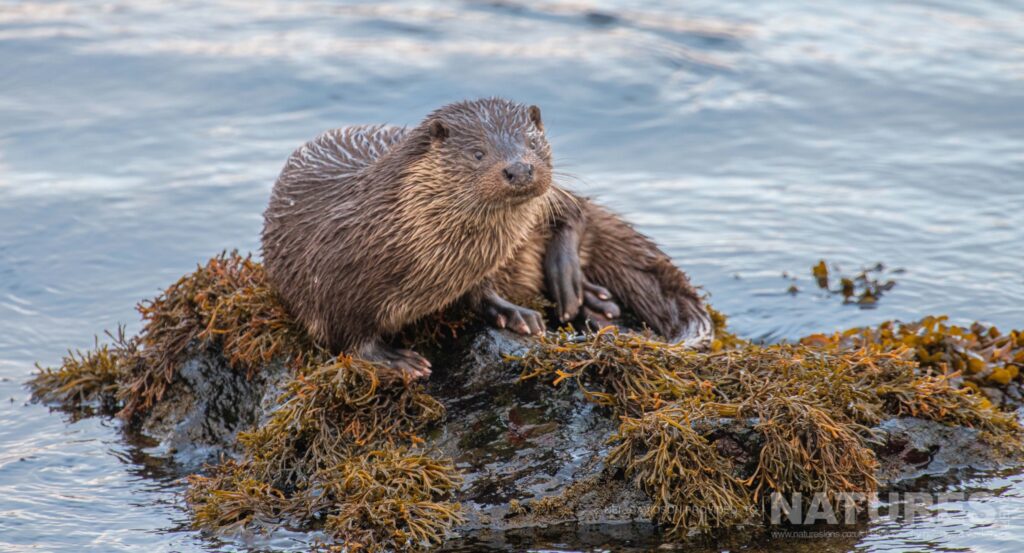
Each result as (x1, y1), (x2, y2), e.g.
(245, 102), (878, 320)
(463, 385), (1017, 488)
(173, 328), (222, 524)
(362, 344), (432, 379)
(482, 292), (545, 336)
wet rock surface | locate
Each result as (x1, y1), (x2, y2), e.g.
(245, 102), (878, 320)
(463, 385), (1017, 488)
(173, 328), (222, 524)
(140, 347), (289, 470)
(873, 415), (1021, 487)
(426, 330), (651, 531)
(133, 328), (1021, 537)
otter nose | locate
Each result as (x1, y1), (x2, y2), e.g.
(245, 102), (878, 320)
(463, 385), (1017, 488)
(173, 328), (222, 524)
(502, 162), (534, 186)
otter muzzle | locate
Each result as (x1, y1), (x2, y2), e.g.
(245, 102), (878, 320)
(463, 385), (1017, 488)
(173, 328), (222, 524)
(502, 161), (535, 187)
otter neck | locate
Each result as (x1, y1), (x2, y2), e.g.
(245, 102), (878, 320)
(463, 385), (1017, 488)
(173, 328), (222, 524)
(403, 158), (546, 255)
(395, 156), (548, 300)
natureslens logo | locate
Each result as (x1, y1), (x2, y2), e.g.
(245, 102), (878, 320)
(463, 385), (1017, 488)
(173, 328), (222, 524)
(769, 491), (1003, 526)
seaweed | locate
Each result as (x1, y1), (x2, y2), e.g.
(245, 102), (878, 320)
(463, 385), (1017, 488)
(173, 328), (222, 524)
(608, 402), (756, 532)
(29, 252), (463, 549)
(186, 460), (291, 533)
(27, 250), (1024, 546)
(28, 328), (136, 412)
(28, 251), (321, 422)
(516, 324), (1022, 534)
(743, 396), (877, 502)
(508, 475), (606, 521)
(801, 315), (1024, 408)
(318, 449), (464, 551)
(707, 305), (746, 352)
(186, 355), (460, 550)
(795, 260), (897, 306)
(120, 251), (321, 420)
(238, 357), (445, 489)
(188, 447), (463, 552)
(186, 357), (460, 550)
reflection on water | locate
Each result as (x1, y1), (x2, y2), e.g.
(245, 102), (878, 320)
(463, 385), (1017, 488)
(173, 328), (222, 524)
(1, 1), (1022, 551)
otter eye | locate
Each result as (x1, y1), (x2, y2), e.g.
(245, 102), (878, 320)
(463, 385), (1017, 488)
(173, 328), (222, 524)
(472, 149), (485, 161)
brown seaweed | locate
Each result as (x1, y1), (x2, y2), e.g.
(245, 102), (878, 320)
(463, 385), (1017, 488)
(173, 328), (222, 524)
(27, 252), (1024, 546)
(516, 325), (1022, 534)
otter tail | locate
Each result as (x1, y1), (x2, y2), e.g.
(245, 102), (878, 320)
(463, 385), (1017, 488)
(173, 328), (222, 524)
(580, 203), (713, 349)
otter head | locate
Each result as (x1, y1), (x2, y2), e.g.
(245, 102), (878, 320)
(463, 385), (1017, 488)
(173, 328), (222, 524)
(419, 98), (553, 209)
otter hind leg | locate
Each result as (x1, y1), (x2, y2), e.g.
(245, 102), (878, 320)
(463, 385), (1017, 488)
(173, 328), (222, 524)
(543, 222), (622, 325)
(579, 204), (713, 348)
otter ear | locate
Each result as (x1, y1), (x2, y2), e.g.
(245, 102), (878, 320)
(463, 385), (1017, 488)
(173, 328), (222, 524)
(528, 105), (543, 132)
(429, 120), (449, 144)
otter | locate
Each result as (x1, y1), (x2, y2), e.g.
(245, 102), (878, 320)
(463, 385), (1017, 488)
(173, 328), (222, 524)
(262, 98), (711, 378)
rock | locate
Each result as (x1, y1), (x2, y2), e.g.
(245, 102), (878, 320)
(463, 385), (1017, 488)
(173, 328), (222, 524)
(140, 347), (289, 469)
(874, 416), (1016, 487)
(979, 386), (1005, 407)
(131, 328), (1021, 540)
(427, 329), (653, 532)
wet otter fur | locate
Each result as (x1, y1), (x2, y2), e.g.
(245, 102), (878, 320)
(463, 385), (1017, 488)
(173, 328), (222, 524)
(262, 98), (711, 377)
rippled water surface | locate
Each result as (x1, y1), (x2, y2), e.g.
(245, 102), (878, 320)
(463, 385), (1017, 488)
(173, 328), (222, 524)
(2, 1), (1023, 551)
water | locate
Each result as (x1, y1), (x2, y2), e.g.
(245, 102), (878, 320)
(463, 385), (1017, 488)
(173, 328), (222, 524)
(1, 0), (1023, 551)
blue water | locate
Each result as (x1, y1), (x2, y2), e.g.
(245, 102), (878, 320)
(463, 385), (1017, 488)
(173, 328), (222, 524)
(1, 1), (1023, 551)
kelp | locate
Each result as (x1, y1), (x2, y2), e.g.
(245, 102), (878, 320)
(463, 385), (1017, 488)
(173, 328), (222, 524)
(517, 325), (1022, 534)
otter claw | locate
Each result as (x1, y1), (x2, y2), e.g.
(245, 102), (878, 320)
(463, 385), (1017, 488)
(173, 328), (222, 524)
(585, 281), (612, 301)
(483, 292), (545, 336)
(364, 345), (432, 379)
(582, 306), (617, 332)
(584, 288), (619, 320)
